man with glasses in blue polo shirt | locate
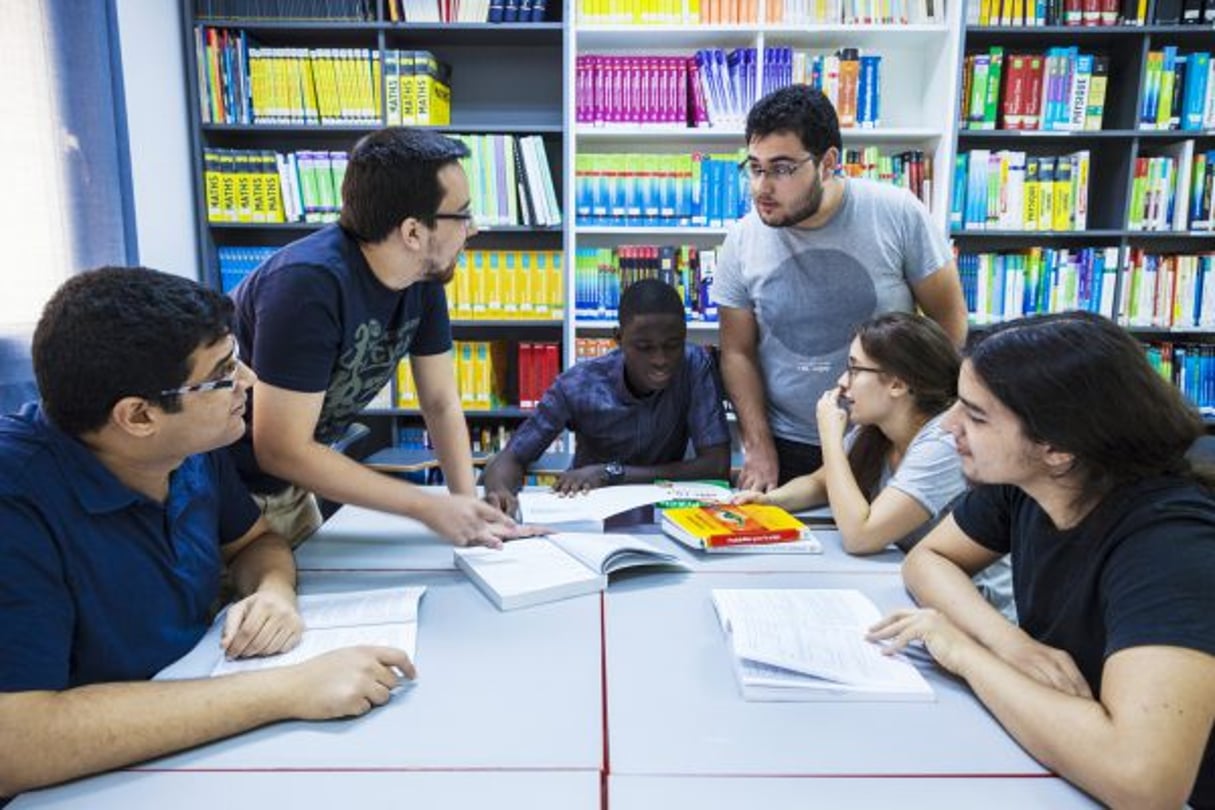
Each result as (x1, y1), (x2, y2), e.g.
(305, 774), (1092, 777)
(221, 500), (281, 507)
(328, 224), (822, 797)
(230, 127), (521, 549)
(716, 85), (968, 492)
(0, 268), (412, 798)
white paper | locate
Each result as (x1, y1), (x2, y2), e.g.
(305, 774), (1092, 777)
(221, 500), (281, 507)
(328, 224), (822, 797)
(711, 589), (931, 696)
(518, 482), (730, 525)
(552, 532), (682, 573)
(211, 586), (425, 677)
(456, 539), (599, 597)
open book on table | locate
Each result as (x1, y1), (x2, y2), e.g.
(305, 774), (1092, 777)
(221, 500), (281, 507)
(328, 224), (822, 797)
(454, 532), (688, 610)
(211, 587), (426, 676)
(711, 588), (933, 702)
(661, 503), (822, 554)
(517, 482), (731, 532)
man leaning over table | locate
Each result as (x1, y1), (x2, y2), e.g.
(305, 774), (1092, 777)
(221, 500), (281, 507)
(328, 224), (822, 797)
(0, 268), (411, 799)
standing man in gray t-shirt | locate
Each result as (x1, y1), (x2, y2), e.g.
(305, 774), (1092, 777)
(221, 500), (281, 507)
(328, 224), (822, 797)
(717, 86), (967, 490)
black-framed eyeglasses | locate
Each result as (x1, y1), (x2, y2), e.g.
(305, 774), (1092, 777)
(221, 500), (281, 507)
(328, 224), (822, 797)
(845, 362), (884, 382)
(739, 155), (815, 182)
(433, 211), (476, 229)
(159, 343), (242, 397)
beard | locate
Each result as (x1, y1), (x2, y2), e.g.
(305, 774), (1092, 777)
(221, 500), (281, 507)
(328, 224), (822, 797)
(421, 255), (457, 285)
(757, 177), (825, 228)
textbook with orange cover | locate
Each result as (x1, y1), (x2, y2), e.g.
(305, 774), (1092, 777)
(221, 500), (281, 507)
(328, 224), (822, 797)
(660, 503), (821, 553)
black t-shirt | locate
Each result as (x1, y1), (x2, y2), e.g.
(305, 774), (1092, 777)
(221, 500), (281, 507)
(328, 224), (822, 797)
(954, 478), (1215, 808)
(230, 224), (452, 493)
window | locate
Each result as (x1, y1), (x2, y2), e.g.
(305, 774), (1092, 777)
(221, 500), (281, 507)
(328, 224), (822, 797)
(0, 0), (134, 327)
(0, 2), (71, 325)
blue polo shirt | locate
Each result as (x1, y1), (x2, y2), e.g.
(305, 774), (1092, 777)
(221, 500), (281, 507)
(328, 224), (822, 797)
(0, 403), (261, 691)
(507, 344), (730, 468)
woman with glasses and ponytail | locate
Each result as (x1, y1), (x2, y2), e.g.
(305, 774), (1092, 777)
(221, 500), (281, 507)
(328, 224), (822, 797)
(735, 311), (1013, 616)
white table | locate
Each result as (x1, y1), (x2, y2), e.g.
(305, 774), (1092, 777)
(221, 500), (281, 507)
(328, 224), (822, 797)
(14, 770), (600, 810)
(294, 505), (455, 571)
(610, 774), (1099, 808)
(605, 571), (1049, 777)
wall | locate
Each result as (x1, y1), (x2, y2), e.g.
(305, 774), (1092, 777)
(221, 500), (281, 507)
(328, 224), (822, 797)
(114, 0), (198, 280)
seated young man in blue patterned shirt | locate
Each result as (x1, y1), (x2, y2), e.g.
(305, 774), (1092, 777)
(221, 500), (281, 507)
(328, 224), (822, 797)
(482, 278), (731, 518)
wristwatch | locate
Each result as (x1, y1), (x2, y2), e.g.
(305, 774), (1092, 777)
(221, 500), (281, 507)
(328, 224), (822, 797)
(602, 460), (626, 485)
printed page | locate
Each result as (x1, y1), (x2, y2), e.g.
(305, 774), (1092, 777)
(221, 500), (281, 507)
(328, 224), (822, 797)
(712, 589), (927, 691)
(552, 532), (682, 573)
(295, 587), (424, 628)
(519, 484), (675, 523)
(212, 623), (417, 676)
(456, 538), (601, 598)
(210, 586), (425, 677)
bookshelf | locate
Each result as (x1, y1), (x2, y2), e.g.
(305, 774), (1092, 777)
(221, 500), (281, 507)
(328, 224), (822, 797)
(567, 3), (965, 352)
(181, 1), (570, 462)
(951, 13), (1215, 415)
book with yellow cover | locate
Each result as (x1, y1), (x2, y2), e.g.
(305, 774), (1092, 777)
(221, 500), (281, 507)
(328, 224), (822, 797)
(661, 503), (821, 553)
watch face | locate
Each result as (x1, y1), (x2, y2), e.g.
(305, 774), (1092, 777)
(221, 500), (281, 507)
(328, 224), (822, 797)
(604, 461), (624, 483)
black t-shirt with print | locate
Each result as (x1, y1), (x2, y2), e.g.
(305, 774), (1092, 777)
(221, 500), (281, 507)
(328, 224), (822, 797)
(230, 224), (451, 494)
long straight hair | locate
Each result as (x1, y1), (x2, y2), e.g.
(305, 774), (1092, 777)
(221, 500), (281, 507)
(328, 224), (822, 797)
(966, 311), (1209, 505)
(847, 313), (961, 496)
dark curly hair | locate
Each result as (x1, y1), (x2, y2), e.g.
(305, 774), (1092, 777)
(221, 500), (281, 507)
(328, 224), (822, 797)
(619, 278), (685, 327)
(339, 127), (471, 243)
(745, 85), (842, 159)
(33, 267), (233, 436)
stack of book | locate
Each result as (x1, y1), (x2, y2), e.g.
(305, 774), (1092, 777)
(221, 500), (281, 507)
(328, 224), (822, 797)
(574, 151), (748, 228)
(388, 0), (549, 22)
(660, 503), (822, 554)
(1119, 250), (1215, 329)
(393, 341), (560, 411)
(452, 134), (562, 228)
(762, 49), (883, 130)
(961, 48), (1108, 132)
(1139, 48), (1214, 132)
(448, 250), (565, 321)
(967, 0), (1147, 25)
(574, 245), (719, 323)
(951, 149), (1091, 232)
(958, 247), (1118, 324)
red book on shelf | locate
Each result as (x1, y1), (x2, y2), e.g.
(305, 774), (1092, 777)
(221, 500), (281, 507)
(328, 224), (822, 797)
(1024, 55), (1046, 130)
(541, 343), (560, 394)
(518, 342), (535, 409)
(1001, 54), (1027, 129)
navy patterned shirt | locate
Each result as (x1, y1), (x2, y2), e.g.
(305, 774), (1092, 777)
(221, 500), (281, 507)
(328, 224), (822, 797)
(507, 344), (730, 469)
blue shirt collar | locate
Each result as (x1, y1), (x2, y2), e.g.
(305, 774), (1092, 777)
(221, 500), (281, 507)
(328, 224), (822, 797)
(30, 403), (154, 515)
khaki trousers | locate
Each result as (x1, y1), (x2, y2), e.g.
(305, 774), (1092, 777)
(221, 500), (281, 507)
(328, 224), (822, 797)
(252, 484), (323, 547)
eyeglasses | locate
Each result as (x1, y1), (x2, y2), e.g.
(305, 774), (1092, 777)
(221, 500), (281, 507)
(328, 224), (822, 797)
(433, 211), (476, 231)
(739, 155), (815, 182)
(159, 343), (242, 397)
(845, 362), (884, 382)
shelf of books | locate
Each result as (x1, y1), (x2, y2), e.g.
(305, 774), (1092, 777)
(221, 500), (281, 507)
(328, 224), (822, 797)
(183, 0), (570, 465)
(952, 1), (1215, 416)
(567, 0), (963, 349)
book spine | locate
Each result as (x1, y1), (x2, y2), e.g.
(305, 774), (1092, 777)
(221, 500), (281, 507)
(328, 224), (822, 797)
(703, 530), (802, 547)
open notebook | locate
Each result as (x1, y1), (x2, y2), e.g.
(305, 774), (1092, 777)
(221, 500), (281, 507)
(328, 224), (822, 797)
(211, 587), (426, 676)
(711, 588), (934, 702)
(455, 532), (688, 610)
(517, 482), (730, 532)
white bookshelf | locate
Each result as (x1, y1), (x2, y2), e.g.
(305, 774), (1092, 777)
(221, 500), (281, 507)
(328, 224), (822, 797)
(563, 3), (964, 364)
